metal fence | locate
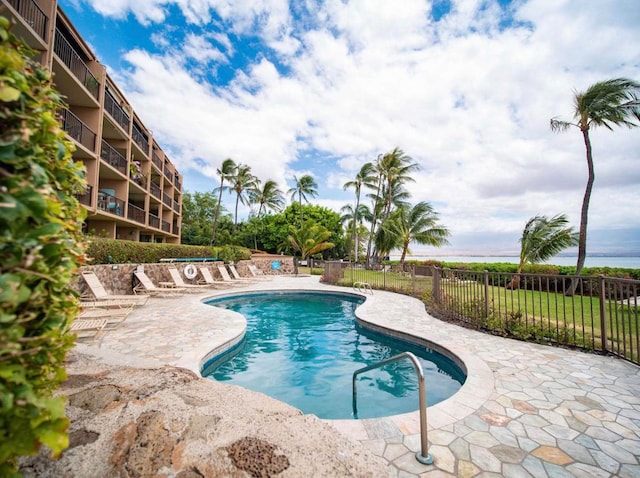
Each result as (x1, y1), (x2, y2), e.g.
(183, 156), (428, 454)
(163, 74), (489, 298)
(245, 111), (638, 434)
(327, 263), (640, 366)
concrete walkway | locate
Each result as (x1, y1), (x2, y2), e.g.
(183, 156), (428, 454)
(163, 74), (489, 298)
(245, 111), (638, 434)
(93, 275), (640, 477)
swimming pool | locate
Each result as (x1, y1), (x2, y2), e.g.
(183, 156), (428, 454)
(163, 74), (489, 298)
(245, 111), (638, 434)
(201, 291), (466, 419)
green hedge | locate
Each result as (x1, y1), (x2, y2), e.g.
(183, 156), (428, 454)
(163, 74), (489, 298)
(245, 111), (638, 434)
(0, 18), (86, 476)
(86, 238), (251, 264)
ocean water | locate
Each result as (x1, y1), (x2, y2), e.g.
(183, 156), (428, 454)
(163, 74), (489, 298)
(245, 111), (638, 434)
(389, 255), (640, 269)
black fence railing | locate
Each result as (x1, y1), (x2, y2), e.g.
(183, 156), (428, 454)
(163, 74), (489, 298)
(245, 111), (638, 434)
(161, 220), (171, 233)
(163, 165), (172, 182)
(324, 263), (640, 366)
(148, 213), (160, 229)
(59, 109), (96, 151)
(127, 203), (145, 224)
(150, 182), (161, 200)
(53, 29), (99, 100)
(173, 199), (180, 213)
(152, 150), (163, 171)
(132, 123), (148, 154)
(7, 0), (47, 41)
(162, 192), (172, 207)
(104, 89), (130, 131)
(100, 140), (127, 175)
(75, 184), (92, 207)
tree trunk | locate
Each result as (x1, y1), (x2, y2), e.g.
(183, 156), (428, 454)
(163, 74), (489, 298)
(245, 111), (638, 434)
(568, 128), (594, 295)
(211, 180), (224, 245)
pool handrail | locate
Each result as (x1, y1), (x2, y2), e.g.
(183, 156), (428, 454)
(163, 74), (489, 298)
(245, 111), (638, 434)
(352, 351), (433, 465)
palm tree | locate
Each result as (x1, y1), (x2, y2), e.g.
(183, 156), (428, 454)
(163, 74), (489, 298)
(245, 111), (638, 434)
(211, 158), (236, 244)
(343, 162), (375, 262)
(340, 203), (371, 262)
(287, 220), (335, 273)
(287, 174), (318, 225)
(251, 179), (284, 217)
(506, 214), (578, 289)
(228, 163), (258, 230)
(379, 202), (450, 267)
(551, 78), (640, 277)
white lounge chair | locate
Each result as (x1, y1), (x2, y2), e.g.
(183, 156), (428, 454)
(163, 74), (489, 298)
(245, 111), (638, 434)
(167, 267), (220, 290)
(227, 264), (257, 282)
(78, 305), (133, 329)
(247, 264), (271, 280)
(81, 271), (149, 306)
(198, 267), (239, 287)
(133, 268), (185, 296)
(70, 318), (108, 342)
(217, 264), (252, 283)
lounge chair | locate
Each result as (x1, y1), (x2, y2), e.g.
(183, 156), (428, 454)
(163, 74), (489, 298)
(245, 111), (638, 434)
(167, 266), (221, 290)
(228, 264), (257, 282)
(217, 264), (252, 284)
(198, 267), (235, 287)
(81, 271), (149, 305)
(79, 298), (147, 309)
(132, 268), (185, 296)
(70, 318), (108, 342)
(247, 264), (271, 280)
(78, 305), (133, 329)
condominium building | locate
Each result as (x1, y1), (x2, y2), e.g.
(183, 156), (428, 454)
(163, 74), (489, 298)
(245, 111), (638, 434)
(2, 0), (182, 243)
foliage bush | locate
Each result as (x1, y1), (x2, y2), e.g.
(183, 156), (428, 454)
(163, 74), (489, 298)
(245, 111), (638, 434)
(0, 18), (87, 475)
(86, 238), (251, 264)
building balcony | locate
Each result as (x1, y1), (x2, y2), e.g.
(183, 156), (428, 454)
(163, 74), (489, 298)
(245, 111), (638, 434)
(75, 184), (93, 207)
(150, 182), (162, 200)
(97, 189), (125, 217)
(7, 0), (48, 41)
(173, 199), (180, 213)
(161, 220), (171, 233)
(173, 176), (181, 190)
(151, 150), (163, 171)
(148, 213), (160, 229)
(127, 203), (146, 224)
(104, 89), (130, 132)
(163, 165), (172, 182)
(162, 192), (172, 207)
(100, 140), (127, 175)
(60, 109), (96, 152)
(132, 122), (149, 155)
(53, 28), (100, 100)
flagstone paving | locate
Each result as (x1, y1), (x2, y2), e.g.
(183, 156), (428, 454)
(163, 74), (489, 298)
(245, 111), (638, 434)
(92, 275), (640, 477)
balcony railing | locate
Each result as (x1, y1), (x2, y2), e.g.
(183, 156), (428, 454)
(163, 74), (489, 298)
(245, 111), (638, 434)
(150, 182), (161, 200)
(97, 189), (124, 216)
(173, 199), (180, 213)
(100, 140), (127, 175)
(104, 89), (130, 132)
(173, 220), (180, 236)
(163, 165), (172, 182)
(161, 220), (171, 233)
(127, 203), (146, 224)
(75, 184), (93, 207)
(53, 29), (100, 100)
(152, 150), (163, 171)
(7, 0), (47, 41)
(132, 123), (149, 154)
(59, 109), (96, 151)
(162, 192), (172, 207)
(173, 176), (181, 190)
(148, 213), (160, 229)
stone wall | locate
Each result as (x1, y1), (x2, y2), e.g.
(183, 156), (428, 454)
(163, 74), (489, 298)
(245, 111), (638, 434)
(77, 256), (295, 297)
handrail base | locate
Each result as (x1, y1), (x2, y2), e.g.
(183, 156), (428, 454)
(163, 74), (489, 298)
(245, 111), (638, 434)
(416, 452), (434, 465)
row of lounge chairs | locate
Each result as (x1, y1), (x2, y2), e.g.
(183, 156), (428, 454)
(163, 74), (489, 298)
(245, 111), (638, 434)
(73, 264), (268, 341)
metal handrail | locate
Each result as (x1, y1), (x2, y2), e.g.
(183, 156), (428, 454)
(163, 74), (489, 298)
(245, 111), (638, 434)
(352, 351), (433, 465)
(353, 281), (373, 294)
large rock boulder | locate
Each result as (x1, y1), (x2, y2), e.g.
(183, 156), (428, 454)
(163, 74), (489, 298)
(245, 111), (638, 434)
(20, 349), (387, 477)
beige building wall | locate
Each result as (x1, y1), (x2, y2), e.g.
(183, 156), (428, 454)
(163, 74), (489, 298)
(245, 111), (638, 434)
(2, 0), (183, 243)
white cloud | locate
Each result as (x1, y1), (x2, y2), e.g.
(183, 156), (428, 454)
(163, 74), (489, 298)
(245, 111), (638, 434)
(80, 0), (640, 252)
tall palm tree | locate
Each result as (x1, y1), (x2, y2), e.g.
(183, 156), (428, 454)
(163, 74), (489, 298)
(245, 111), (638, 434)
(287, 174), (318, 225)
(211, 158), (236, 245)
(343, 162), (375, 263)
(506, 214), (578, 289)
(251, 179), (284, 217)
(228, 163), (258, 230)
(551, 78), (640, 277)
(379, 202), (450, 267)
(340, 203), (371, 262)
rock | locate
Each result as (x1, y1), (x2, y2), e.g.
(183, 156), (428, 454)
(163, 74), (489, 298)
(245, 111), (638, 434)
(19, 349), (386, 477)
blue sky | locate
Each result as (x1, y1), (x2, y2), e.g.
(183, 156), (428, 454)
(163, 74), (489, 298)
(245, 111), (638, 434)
(60, 0), (640, 255)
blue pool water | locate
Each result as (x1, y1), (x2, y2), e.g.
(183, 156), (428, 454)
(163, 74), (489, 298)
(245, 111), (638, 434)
(201, 291), (466, 419)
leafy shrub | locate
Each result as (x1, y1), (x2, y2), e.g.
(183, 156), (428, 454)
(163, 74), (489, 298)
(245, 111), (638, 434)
(0, 17), (86, 475)
(86, 238), (251, 264)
